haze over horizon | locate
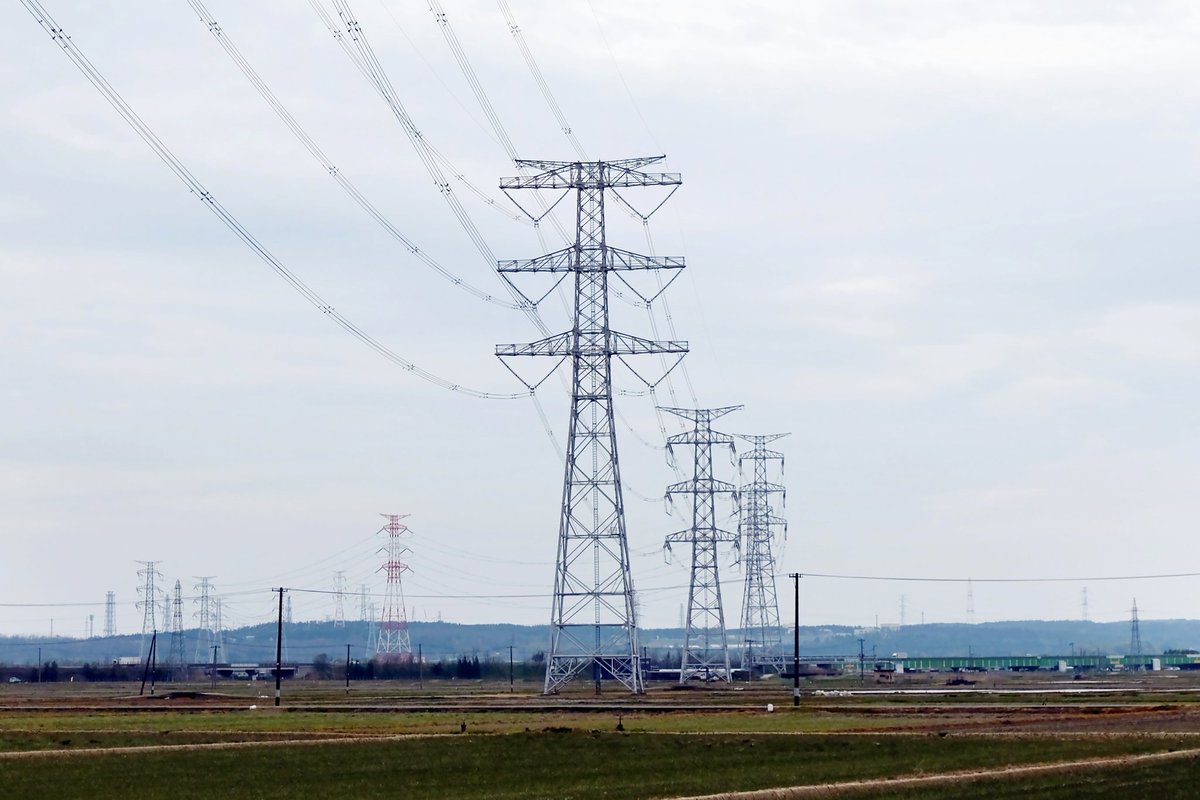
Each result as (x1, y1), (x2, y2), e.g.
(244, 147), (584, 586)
(3, 1), (1199, 637)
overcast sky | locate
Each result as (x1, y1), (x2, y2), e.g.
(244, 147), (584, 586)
(2, 1), (1199, 638)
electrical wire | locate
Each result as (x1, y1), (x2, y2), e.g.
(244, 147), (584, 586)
(186, 0), (528, 311)
(494, 0), (588, 161)
(19, 0), (527, 400)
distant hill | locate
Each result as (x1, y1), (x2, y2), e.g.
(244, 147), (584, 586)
(2, 618), (1196, 666)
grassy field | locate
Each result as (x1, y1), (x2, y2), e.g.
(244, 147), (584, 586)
(1, 676), (1199, 798)
(2, 731), (1193, 800)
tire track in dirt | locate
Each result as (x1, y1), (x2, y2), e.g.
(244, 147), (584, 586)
(668, 746), (1200, 799)
(0, 732), (454, 759)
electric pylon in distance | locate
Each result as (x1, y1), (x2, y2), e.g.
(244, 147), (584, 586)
(376, 514), (413, 661)
(663, 405), (741, 683)
(497, 157), (688, 695)
(736, 433), (788, 674)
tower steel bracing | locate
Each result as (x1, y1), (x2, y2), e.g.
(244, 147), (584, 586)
(376, 514), (413, 661)
(663, 405), (742, 683)
(497, 157), (688, 695)
(135, 561), (162, 661)
(735, 434), (789, 674)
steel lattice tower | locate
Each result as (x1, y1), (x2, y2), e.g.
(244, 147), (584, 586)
(193, 576), (215, 662)
(135, 561), (162, 661)
(376, 514), (413, 661)
(104, 591), (116, 637)
(333, 571), (347, 628)
(497, 157), (688, 695)
(169, 579), (186, 680)
(664, 405), (741, 683)
(1130, 599), (1143, 660)
(213, 597), (225, 658)
(735, 434), (788, 674)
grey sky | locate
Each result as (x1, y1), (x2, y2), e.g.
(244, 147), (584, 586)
(2, 1), (1198, 636)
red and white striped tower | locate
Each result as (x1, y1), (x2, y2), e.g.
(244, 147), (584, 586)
(376, 514), (413, 662)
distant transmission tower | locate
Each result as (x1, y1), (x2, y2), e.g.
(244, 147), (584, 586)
(333, 571), (347, 628)
(285, 593), (293, 625)
(1082, 587), (1089, 622)
(899, 595), (907, 628)
(376, 514), (413, 661)
(103, 591), (116, 637)
(193, 576), (215, 662)
(736, 433), (788, 674)
(359, 584), (369, 621)
(1129, 599), (1143, 661)
(663, 405), (741, 683)
(497, 157), (687, 695)
(135, 561), (163, 660)
(212, 597), (225, 659)
(86, 614), (94, 639)
(169, 579), (186, 680)
(966, 578), (976, 624)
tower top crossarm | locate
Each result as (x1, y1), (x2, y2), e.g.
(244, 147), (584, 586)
(661, 405), (743, 423)
(502, 156), (680, 189)
(736, 432), (789, 463)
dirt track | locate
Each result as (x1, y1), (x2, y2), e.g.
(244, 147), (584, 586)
(669, 747), (1200, 798)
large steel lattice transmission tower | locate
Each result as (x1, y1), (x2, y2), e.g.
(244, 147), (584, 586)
(135, 561), (163, 661)
(663, 406), (742, 683)
(193, 576), (216, 662)
(168, 579), (186, 680)
(104, 591), (116, 637)
(497, 157), (688, 694)
(736, 434), (789, 674)
(376, 514), (413, 661)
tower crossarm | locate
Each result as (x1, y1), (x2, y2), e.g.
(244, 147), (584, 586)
(735, 432), (790, 446)
(665, 527), (738, 544)
(497, 330), (687, 358)
(502, 157), (680, 189)
(667, 430), (735, 447)
(667, 478), (738, 496)
(743, 480), (787, 495)
(661, 405), (742, 423)
(739, 449), (785, 464)
(498, 247), (684, 273)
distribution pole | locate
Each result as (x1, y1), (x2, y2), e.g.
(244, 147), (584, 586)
(790, 573), (801, 705)
(274, 588), (284, 707)
(663, 405), (741, 683)
(497, 157), (687, 695)
(346, 643), (352, 690)
(509, 645), (515, 692)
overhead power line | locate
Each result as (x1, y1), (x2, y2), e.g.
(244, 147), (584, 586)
(801, 571), (1200, 583)
(186, 0), (526, 311)
(19, 0), (524, 400)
